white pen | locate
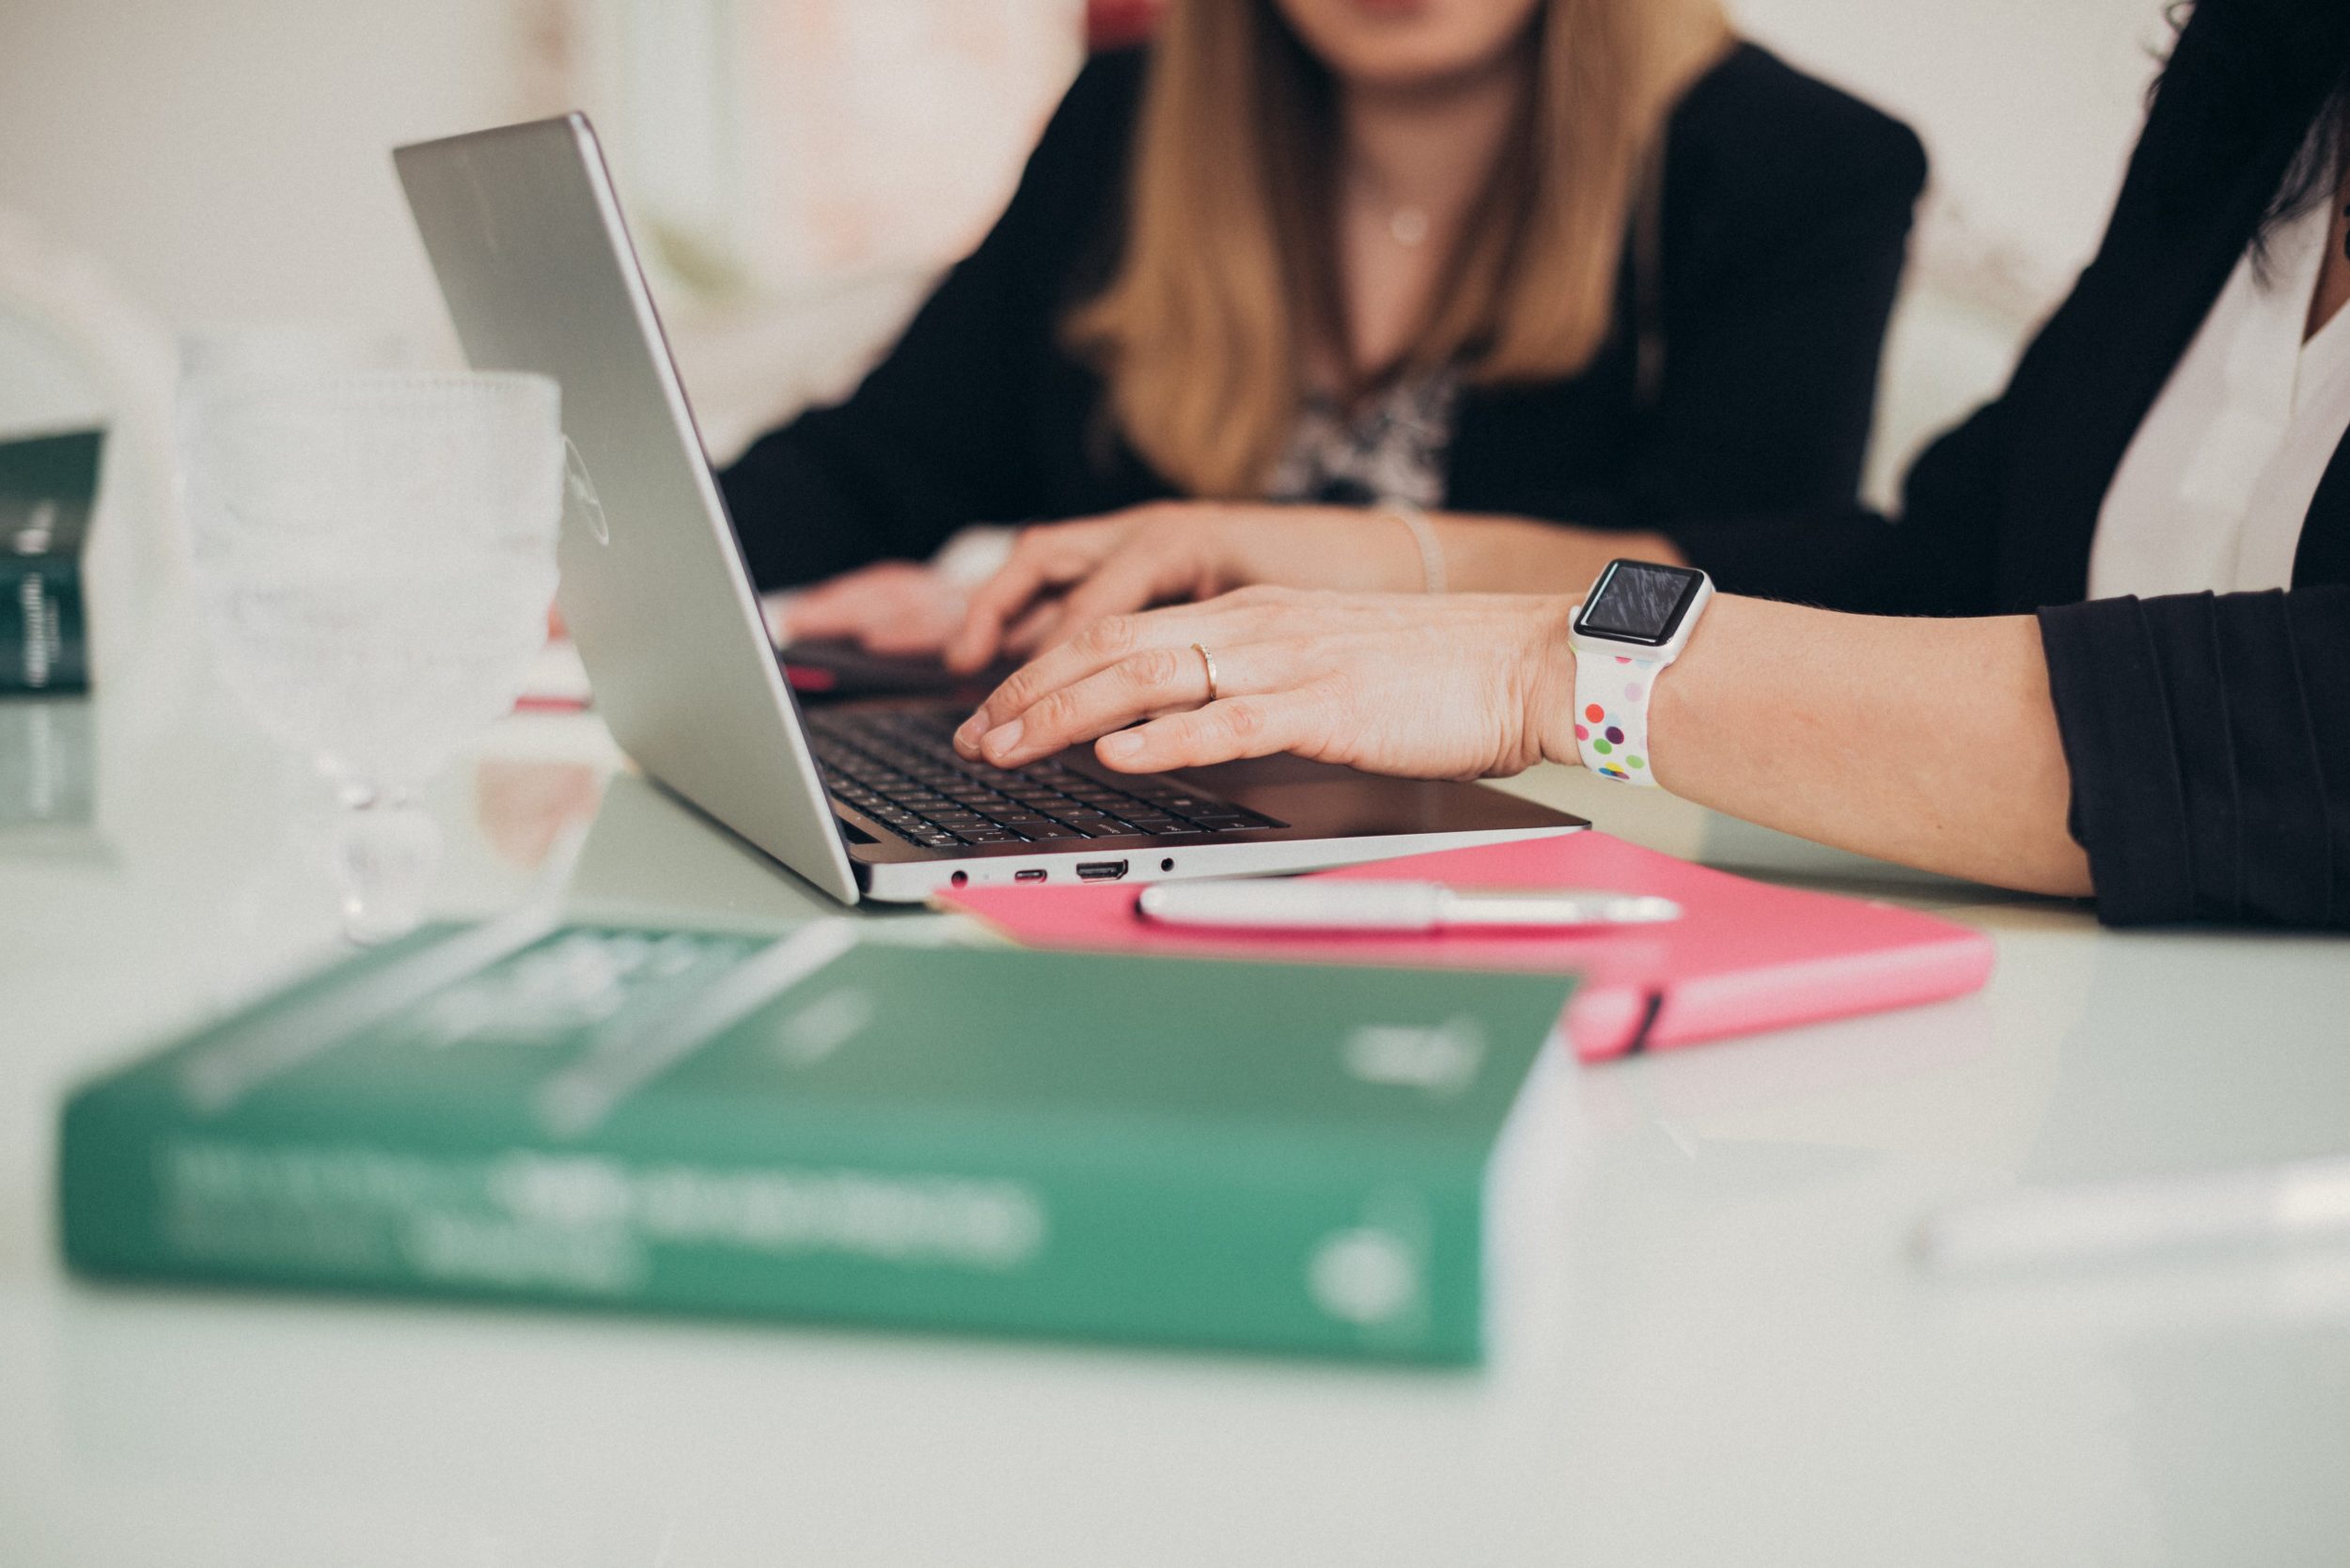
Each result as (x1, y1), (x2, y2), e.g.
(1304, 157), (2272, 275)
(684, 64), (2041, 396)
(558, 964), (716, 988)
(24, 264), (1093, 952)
(1915, 1155), (2350, 1274)
(1134, 879), (1682, 933)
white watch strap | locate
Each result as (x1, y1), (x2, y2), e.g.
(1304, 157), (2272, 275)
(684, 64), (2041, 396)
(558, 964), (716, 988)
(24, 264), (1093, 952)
(1572, 642), (1662, 786)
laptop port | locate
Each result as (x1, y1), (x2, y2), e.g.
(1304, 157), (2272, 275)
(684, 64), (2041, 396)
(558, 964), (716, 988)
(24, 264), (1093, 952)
(1075, 860), (1129, 882)
(1014, 868), (1048, 883)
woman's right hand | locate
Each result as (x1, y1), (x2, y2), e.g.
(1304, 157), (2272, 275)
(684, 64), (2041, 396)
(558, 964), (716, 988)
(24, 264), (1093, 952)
(951, 585), (1581, 781)
(776, 559), (971, 655)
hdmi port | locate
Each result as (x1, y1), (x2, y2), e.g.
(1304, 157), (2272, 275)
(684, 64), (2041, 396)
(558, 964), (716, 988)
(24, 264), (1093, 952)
(1075, 860), (1130, 882)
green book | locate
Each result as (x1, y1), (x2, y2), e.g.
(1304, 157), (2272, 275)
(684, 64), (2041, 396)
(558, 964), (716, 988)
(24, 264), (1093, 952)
(59, 920), (1574, 1363)
(1, 428), (104, 694)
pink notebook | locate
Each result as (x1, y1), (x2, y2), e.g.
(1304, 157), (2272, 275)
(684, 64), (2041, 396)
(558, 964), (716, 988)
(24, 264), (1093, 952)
(937, 834), (1994, 1061)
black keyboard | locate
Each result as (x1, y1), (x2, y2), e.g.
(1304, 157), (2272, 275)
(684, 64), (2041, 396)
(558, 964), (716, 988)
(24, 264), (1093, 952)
(806, 709), (1283, 851)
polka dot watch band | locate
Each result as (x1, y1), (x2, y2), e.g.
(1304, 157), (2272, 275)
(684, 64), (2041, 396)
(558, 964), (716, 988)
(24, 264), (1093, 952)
(1574, 653), (1660, 785)
(1566, 560), (1713, 790)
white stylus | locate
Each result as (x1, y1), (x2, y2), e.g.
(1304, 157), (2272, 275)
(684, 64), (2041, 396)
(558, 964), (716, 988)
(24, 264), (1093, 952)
(1134, 879), (1681, 933)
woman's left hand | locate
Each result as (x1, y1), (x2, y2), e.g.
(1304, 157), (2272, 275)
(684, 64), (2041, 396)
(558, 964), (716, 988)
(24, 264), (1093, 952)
(943, 501), (1426, 674)
(951, 586), (1582, 780)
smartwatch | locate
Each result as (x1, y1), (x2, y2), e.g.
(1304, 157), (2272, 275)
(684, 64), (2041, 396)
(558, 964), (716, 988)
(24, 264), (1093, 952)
(1567, 559), (1713, 786)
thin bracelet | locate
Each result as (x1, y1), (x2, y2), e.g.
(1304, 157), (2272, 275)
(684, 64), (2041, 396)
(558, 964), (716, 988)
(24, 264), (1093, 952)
(1379, 498), (1447, 595)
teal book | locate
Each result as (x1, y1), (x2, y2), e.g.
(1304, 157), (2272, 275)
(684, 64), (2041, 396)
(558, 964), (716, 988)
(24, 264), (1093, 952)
(1, 428), (103, 694)
(59, 920), (1574, 1363)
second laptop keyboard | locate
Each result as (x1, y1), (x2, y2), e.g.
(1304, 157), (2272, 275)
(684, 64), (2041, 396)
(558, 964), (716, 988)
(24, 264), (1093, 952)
(807, 709), (1282, 850)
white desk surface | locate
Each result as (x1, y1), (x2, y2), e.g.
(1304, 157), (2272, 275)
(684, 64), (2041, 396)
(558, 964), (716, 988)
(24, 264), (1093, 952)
(5, 681), (2347, 1568)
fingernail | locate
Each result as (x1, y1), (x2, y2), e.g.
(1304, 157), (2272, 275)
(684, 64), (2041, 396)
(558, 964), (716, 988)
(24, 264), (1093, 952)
(953, 714), (983, 747)
(981, 718), (1024, 758)
(1098, 730), (1142, 762)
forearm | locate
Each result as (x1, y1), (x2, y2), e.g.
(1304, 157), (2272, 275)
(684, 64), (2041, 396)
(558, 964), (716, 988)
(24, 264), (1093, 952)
(958, 578), (2092, 901)
(1431, 514), (1686, 594)
(1628, 595), (2092, 897)
(1235, 508), (1682, 596)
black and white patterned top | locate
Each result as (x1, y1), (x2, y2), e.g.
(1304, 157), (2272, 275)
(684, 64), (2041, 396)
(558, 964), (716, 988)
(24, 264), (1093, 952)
(1265, 368), (1461, 508)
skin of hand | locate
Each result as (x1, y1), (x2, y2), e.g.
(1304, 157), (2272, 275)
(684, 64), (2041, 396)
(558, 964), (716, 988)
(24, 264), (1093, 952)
(777, 559), (970, 654)
(954, 584), (2096, 900)
(943, 499), (1685, 673)
(952, 585), (1581, 779)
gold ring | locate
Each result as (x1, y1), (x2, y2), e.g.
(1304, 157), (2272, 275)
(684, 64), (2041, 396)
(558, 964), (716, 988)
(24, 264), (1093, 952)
(1192, 641), (1220, 703)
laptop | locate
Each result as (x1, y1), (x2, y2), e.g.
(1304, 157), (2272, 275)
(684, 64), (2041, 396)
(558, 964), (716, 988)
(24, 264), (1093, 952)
(394, 115), (1585, 903)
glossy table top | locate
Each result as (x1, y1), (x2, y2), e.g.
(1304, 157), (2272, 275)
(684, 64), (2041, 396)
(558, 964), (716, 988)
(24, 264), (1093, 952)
(5, 668), (2347, 1568)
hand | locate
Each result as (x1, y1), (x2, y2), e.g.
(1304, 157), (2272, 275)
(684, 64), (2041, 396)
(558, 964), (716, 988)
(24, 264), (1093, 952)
(943, 502), (1423, 673)
(778, 560), (970, 655)
(951, 586), (1582, 780)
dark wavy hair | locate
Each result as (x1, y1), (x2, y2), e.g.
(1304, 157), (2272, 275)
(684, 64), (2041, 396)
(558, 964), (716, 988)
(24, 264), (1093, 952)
(2154, 0), (2350, 254)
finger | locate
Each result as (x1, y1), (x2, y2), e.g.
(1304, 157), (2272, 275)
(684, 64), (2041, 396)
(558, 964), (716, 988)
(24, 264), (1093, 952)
(975, 640), (1288, 768)
(779, 578), (887, 643)
(955, 602), (1249, 753)
(1093, 693), (1323, 773)
(1044, 545), (1204, 652)
(1002, 601), (1062, 660)
(777, 600), (871, 644)
(790, 592), (931, 652)
(945, 540), (1099, 673)
(859, 619), (951, 656)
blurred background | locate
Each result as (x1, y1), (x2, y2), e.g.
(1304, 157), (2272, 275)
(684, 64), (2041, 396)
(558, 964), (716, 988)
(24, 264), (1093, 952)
(0, 0), (2177, 504)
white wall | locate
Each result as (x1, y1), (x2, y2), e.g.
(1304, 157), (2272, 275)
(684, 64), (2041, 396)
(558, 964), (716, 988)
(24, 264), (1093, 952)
(1733, 0), (2175, 315)
(0, 0), (518, 342)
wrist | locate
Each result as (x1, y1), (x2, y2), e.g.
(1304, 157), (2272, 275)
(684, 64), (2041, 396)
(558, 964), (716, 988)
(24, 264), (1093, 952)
(1196, 508), (1260, 596)
(1374, 500), (1446, 593)
(1526, 598), (1585, 767)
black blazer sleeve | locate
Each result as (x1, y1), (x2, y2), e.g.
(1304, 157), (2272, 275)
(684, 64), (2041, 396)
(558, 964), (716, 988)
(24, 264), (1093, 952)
(1666, 395), (2014, 615)
(2039, 588), (2350, 929)
(718, 57), (1135, 589)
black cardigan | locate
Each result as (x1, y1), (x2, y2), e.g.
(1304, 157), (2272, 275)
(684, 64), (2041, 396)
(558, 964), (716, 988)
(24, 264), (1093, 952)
(720, 44), (1927, 588)
(1677, 0), (2350, 930)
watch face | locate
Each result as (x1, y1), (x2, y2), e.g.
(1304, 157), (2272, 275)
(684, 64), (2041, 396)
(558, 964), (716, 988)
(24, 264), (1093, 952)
(1574, 560), (1704, 647)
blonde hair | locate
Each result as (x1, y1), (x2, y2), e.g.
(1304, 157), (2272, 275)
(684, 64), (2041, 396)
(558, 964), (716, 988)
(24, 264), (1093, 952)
(1066, 0), (1732, 498)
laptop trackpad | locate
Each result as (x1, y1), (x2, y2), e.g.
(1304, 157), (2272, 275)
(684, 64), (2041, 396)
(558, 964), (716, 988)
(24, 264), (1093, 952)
(1161, 755), (1578, 836)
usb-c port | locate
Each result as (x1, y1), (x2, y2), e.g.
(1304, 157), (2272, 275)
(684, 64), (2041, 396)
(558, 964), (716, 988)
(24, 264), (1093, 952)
(1014, 868), (1048, 883)
(1075, 860), (1129, 882)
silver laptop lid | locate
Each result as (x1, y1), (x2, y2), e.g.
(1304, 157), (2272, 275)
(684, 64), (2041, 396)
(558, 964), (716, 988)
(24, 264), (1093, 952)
(395, 115), (860, 902)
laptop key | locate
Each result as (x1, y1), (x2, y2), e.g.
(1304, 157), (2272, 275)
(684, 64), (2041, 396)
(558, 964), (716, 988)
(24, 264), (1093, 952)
(822, 711), (1283, 848)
